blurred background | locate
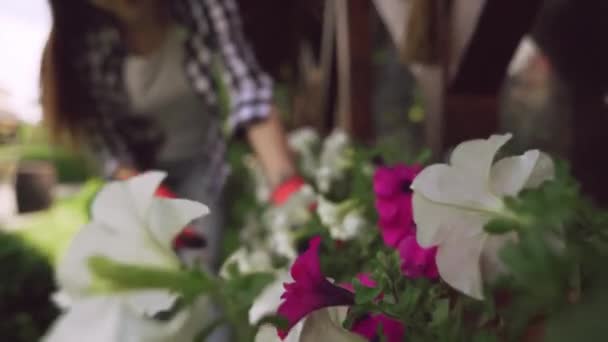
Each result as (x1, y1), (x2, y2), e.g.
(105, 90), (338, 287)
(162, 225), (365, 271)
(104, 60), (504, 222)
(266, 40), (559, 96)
(1, 0), (607, 340)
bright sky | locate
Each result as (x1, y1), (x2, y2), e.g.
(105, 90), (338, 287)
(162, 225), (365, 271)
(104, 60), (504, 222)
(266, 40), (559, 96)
(0, 0), (51, 123)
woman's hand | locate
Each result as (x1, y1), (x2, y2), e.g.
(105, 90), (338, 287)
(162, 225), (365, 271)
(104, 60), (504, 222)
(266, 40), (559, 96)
(246, 106), (298, 189)
(113, 166), (139, 180)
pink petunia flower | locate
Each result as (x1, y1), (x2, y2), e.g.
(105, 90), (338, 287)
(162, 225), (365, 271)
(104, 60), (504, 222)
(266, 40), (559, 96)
(373, 163), (439, 280)
(277, 236), (355, 339)
(373, 165), (421, 248)
(277, 239), (407, 341)
(351, 314), (406, 342)
(397, 235), (439, 279)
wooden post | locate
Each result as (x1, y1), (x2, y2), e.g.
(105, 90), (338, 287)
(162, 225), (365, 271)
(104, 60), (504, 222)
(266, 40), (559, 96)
(334, 0), (373, 142)
(347, 0), (373, 142)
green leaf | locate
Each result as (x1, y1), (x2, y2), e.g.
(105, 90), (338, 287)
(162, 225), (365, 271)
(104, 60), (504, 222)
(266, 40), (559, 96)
(471, 331), (499, 342)
(354, 277), (383, 305)
(484, 219), (516, 235)
(429, 299), (450, 328)
(88, 256), (212, 302)
(343, 303), (376, 330)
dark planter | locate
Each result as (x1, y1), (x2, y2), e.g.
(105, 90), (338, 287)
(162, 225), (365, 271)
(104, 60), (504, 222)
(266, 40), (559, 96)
(15, 161), (56, 213)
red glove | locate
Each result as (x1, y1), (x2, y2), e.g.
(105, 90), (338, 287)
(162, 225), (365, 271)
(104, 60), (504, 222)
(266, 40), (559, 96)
(270, 175), (306, 206)
(155, 185), (207, 250)
(154, 184), (177, 198)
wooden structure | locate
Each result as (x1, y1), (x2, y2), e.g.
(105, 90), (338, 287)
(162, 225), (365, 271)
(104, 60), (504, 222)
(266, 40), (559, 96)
(372, 0), (608, 204)
(240, 0), (608, 204)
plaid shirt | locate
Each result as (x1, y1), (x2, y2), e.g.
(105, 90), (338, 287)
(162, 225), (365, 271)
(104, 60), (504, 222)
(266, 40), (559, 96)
(78, 0), (273, 199)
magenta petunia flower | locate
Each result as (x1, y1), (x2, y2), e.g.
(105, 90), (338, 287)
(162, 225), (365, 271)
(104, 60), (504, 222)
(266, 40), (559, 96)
(397, 235), (439, 279)
(373, 163), (438, 280)
(277, 238), (408, 341)
(277, 236), (355, 339)
(351, 314), (406, 342)
(377, 197), (415, 247)
(373, 165), (421, 248)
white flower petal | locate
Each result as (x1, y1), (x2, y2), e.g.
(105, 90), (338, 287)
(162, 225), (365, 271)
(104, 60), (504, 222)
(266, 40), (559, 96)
(299, 307), (365, 342)
(249, 272), (291, 324)
(148, 198), (209, 250)
(413, 194), (489, 247)
(57, 221), (180, 299)
(524, 152), (555, 189)
(436, 229), (487, 300)
(449, 133), (512, 180)
(166, 296), (211, 341)
(43, 297), (171, 342)
(57, 223), (116, 297)
(51, 291), (73, 309)
(317, 197), (340, 228)
(255, 322), (303, 342)
(220, 247), (274, 278)
(490, 150), (542, 196)
(412, 164), (500, 210)
(125, 290), (178, 317)
(44, 296), (209, 342)
(337, 212), (366, 240)
(91, 172), (166, 230)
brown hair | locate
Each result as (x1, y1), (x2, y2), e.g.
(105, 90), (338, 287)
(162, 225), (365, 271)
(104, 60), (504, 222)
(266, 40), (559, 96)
(41, 0), (104, 143)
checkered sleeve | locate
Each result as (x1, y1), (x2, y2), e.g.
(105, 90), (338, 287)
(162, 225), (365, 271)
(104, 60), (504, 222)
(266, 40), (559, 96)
(203, 0), (274, 133)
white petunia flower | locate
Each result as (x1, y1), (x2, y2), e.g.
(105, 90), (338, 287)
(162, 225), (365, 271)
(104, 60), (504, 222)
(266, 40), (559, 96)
(44, 296), (209, 342)
(288, 127), (321, 153)
(288, 127), (321, 179)
(317, 197), (366, 241)
(255, 323), (303, 342)
(264, 185), (317, 259)
(249, 271), (292, 325)
(412, 134), (555, 299)
(47, 172), (212, 342)
(220, 247), (274, 278)
(56, 171), (209, 314)
(315, 130), (352, 194)
(299, 306), (366, 342)
(250, 271), (304, 342)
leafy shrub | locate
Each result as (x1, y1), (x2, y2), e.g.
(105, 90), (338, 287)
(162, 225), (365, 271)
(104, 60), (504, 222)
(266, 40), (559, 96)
(0, 232), (58, 342)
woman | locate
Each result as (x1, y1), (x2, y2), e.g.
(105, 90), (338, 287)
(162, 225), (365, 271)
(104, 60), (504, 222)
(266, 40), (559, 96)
(41, 0), (300, 270)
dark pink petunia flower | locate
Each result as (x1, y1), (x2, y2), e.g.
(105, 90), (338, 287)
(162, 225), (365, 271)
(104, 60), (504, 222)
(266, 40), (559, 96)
(397, 235), (439, 280)
(351, 314), (406, 342)
(373, 165), (421, 248)
(277, 236), (355, 339)
(373, 164), (438, 280)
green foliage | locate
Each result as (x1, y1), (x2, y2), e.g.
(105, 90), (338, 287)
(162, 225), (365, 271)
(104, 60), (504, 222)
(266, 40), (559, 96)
(0, 232), (59, 342)
(205, 270), (276, 342)
(0, 178), (101, 341)
(11, 179), (103, 263)
(89, 255), (275, 342)
(223, 130), (608, 342)
(18, 144), (94, 183)
(88, 256), (214, 303)
(333, 158), (608, 341)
